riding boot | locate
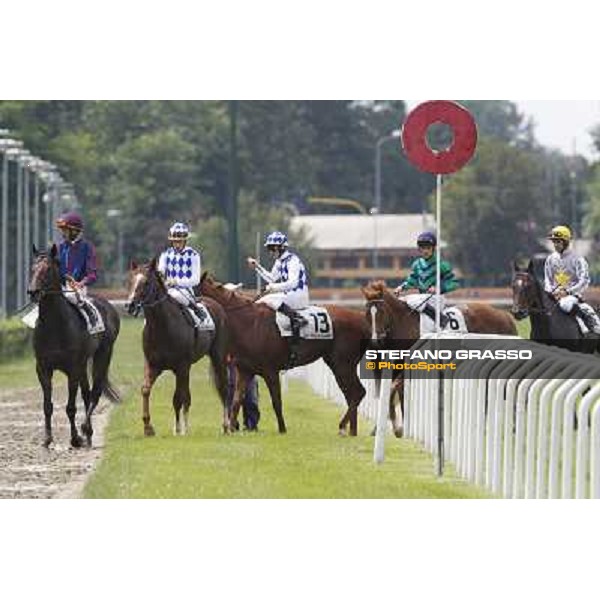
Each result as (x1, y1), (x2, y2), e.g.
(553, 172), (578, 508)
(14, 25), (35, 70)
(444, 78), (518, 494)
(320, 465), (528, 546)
(189, 303), (207, 325)
(277, 303), (308, 329)
(422, 304), (448, 329)
(277, 304), (307, 368)
(575, 304), (600, 335)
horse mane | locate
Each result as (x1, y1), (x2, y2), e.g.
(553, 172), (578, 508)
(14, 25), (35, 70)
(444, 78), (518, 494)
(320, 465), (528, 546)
(201, 273), (256, 308)
(363, 280), (407, 310)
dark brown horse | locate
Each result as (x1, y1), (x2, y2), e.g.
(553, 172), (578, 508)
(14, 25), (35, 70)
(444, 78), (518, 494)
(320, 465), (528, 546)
(27, 245), (121, 448)
(362, 280), (517, 436)
(126, 259), (230, 435)
(511, 259), (598, 353)
(200, 273), (371, 436)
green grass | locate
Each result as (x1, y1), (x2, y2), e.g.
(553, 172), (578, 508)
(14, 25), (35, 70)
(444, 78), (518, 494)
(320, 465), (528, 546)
(85, 319), (489, 498)
(1, 316), (494, 498)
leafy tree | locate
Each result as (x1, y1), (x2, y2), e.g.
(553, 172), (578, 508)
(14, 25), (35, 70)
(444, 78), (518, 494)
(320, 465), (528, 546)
(441, 138), (551, 285)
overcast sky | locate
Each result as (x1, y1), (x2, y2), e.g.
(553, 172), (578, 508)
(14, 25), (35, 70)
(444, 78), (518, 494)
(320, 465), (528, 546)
(406, 100), (599, 161)
(516, 100), (600, 160)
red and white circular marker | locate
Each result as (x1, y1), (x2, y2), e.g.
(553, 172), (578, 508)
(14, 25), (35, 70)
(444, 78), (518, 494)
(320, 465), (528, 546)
(401, 100), (477, 174)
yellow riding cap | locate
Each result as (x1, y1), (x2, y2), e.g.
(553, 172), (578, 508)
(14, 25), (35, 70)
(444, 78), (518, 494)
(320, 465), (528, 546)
(548, 225), (572, 242)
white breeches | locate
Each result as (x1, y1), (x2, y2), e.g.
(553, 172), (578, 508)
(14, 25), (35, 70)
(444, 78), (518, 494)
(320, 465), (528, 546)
(168, 287), (196, 306)
(257, 289), (309, 310)
(558, 295), (579, 313)
(402, 293), (446, 313)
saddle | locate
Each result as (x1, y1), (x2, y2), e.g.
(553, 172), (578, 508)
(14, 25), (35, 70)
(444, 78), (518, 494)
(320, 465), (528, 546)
(76, 300), (105, 335)
(275, 306), (333, 339)
(178, 301), (215, 331)
(21, 300), (105, 334)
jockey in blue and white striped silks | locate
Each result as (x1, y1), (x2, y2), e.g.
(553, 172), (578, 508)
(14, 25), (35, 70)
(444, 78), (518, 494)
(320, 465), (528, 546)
(252, 231), (309, 311)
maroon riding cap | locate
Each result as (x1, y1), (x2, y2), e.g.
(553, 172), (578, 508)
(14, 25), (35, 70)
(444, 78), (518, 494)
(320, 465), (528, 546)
(56, 211), (84, 231)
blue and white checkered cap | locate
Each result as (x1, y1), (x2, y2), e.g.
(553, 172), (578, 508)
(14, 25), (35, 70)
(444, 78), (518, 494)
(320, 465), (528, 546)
(168, 222), (190, 240)
(264, 231), (288, 247)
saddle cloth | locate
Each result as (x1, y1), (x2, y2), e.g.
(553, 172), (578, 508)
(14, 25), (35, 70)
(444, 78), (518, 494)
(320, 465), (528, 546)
(575, 316), (589, 335)
(186, 302), (215, 331)
(275, 306), (333, 339)
(419, 306), (468, 335)
(21, 301), (105, 335)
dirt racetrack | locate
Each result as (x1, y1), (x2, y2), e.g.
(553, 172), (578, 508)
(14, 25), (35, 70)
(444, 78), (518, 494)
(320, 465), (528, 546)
(0, 385), (110, 499)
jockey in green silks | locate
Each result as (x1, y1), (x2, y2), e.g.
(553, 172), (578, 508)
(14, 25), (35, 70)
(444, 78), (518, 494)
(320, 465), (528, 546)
(395, 231), (459, 328)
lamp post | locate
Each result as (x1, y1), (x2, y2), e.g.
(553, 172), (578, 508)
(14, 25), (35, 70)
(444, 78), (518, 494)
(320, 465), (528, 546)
(0, 135), (23, 316)
(14, 149), (31, 308)
(373, 129), (401, 269)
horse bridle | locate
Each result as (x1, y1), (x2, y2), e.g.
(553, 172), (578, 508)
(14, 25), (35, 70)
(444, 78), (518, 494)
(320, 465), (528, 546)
(513, 272), (556, 316)
(28, 254), (63, 301)
(128, 270), (169, 316)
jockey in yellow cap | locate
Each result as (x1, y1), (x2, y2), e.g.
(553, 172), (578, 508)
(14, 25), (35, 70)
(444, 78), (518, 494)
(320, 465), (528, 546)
(544, 225), (600, 334)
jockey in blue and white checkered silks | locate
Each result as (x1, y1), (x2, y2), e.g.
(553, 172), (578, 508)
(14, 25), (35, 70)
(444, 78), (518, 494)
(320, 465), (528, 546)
(247, 231), (310, 347)
(544, 225), (600, 334)
(157, 222), (205, 324)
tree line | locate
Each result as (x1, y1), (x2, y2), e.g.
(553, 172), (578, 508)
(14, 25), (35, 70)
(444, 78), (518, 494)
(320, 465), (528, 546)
(0, 100), (595, 288)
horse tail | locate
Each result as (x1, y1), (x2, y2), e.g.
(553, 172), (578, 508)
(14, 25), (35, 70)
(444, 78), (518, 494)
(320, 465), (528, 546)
(102, 377), (122, 404)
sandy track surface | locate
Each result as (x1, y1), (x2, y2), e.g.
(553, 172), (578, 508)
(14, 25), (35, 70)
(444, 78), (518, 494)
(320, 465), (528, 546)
(0, 386), (111, 499)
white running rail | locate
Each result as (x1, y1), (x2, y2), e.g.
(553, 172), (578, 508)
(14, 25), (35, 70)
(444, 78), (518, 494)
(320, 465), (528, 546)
(289, 334), (600, 497)
(405, 333), (600, 499)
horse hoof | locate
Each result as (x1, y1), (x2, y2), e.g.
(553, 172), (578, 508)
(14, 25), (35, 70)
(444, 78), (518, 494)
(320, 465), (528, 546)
(338, 429), (347, 437)
(144, 426), (156, 437)
(71, 435), (84, 448)
(394, 427), (404, 438)
(81, 422), (92, 437)
(43, 436), (53, 448)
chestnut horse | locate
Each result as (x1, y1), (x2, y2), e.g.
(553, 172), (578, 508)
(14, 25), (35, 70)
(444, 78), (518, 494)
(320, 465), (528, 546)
(200, 273), (371, 436)
(126, 260), (230, 435)
(27, 245), (121, 448)
(362, 280), (516, 436)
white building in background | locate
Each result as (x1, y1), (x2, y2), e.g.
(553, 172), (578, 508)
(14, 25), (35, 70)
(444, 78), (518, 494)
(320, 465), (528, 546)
(290, 213), (438, 287)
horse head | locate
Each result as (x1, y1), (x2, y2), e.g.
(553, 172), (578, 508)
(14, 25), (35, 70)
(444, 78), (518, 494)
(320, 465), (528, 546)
(511, 259), (541, 320)
(125, 257), (166, 316)
(27, 244), (61, 302)
(361, 280), (393, 343)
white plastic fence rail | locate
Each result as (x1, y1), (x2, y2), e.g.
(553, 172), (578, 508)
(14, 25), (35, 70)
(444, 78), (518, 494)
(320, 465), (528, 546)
(405, 333), (600, 499)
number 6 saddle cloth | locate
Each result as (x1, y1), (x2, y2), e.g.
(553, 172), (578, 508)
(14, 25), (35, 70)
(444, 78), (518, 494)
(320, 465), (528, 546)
(420, 306), (468, 335)
(275, 306), (334, 339)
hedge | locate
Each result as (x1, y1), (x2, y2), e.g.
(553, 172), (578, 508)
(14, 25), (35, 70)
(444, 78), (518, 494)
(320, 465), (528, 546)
(0, 319), (32, 363)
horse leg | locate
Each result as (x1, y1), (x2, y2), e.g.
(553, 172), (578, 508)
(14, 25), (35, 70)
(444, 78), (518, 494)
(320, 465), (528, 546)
(324, 356), (365, 436)
(229, 368), (251, 433)
(66, 372), (84, 448)
(36, 363), (54, 447)
(83, 340), (117, 444)
(173, 367), (191, 435)
(392, 374), (404, 438)
(79, 372), (93, 446)
(263, 371), (287, 434)
(142, 360), (162, 436)
(208, 341), (232, 434)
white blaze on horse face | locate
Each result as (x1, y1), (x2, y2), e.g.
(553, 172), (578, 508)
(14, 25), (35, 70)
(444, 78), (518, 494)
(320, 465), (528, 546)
(127, 273), (145, 303)
(370, 304), (378, 341)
